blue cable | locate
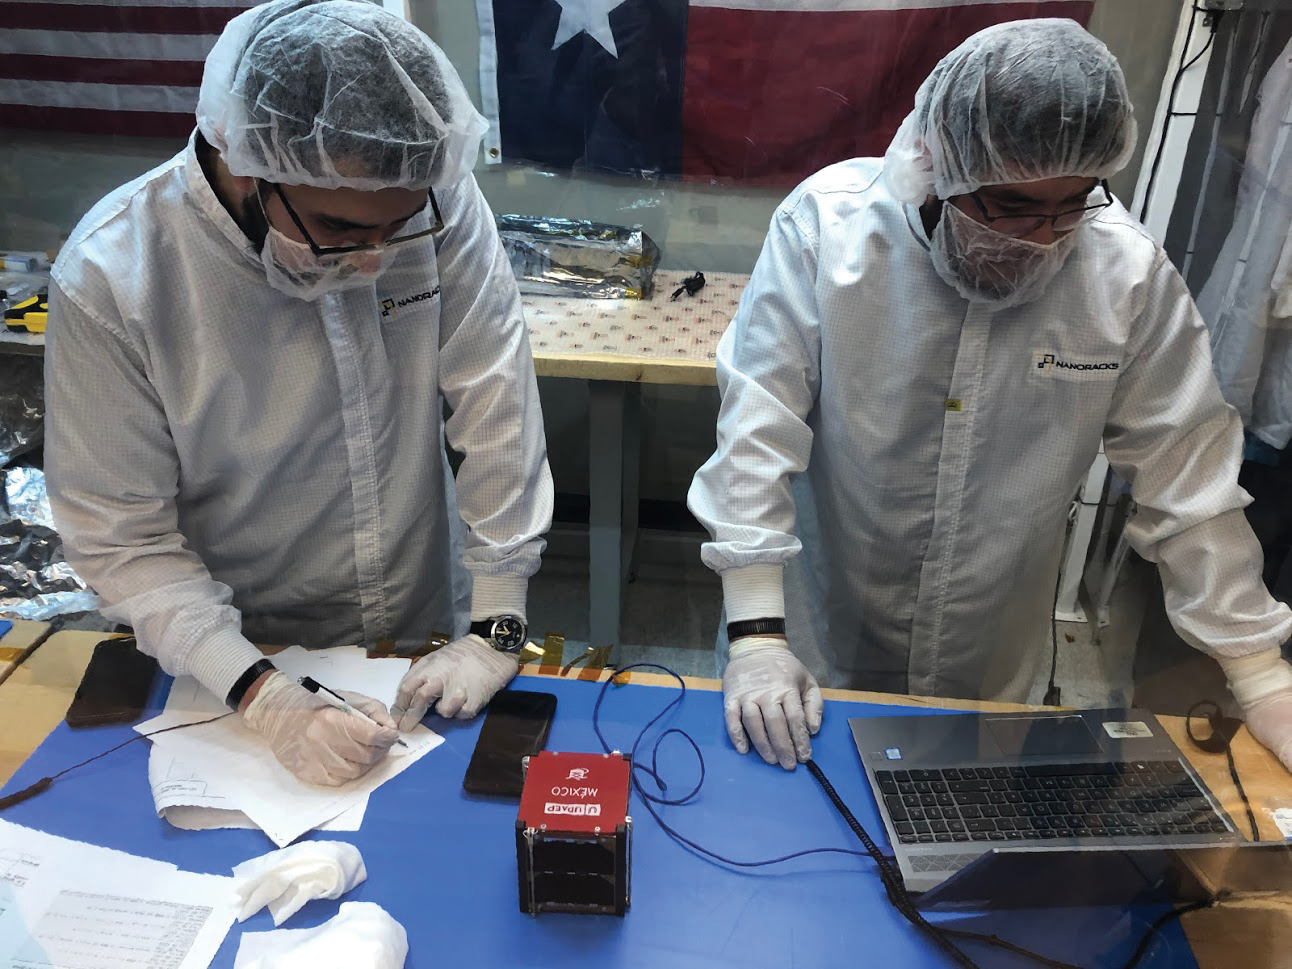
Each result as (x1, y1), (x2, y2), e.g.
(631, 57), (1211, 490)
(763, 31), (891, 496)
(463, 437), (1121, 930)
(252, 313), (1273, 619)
(591, 662), (875, 869)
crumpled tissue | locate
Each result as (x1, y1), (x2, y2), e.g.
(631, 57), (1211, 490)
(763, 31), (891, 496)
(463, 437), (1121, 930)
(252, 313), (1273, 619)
(233, 901), (408, 969)
(233, 840), (366, 926)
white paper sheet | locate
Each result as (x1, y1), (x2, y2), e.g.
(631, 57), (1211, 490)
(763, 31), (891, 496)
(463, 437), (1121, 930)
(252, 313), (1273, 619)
(136, 647), (442, 847)
(0, 820), (237, 969)
(148, 749), (368, 832)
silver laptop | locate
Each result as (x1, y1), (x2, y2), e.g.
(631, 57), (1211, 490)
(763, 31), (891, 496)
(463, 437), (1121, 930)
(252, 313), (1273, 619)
(850, 708), (1241, 893)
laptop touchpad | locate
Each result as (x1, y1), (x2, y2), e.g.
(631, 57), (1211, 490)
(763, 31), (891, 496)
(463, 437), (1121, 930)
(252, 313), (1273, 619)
(986, 716), (1101, 758)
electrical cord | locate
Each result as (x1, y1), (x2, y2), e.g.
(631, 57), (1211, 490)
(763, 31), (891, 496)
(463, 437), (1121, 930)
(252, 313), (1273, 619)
(0, 713), (232, 811)
(594, 664), (1224, 969)
(591, 664), (1165, 969)
(1185, 699), (1257, 841)
(1138, 5), (1219, 224)
(1045, 544), (1065, 706)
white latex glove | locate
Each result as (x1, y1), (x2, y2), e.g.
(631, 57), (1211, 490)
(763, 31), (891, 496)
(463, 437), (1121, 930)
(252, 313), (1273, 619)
(1220, 649), (1292, 771)
(723, 636), (823, 770)
(242, 673), (399, 787)
(234, 841), (366, 925)
(389, 635), (518, 731)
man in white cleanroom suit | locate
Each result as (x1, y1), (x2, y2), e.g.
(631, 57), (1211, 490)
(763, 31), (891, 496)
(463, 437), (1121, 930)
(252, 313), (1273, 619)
(45, 0), (553, 786)
(689, 19), (1292, 771)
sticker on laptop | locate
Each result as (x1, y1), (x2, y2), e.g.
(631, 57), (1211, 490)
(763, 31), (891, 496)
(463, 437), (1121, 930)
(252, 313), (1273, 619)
(1102, 721), (1153, 739)
(1270, 808), (1292, 841)
(884, 747), (903, 761)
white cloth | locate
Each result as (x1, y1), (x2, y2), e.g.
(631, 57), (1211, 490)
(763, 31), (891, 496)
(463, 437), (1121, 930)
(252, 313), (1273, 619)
(1196, 37), (1292, 451)
(234, 902), (407, 969)
(688, 158), (1292, 703)
(45, 132), (553, 701)
(198, 0), (486, 191)
(234, 841), (367, 926)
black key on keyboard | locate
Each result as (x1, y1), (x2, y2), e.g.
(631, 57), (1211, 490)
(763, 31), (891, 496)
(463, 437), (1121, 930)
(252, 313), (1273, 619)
(885, 796), (908, 821)
(875, 771), (898, 795)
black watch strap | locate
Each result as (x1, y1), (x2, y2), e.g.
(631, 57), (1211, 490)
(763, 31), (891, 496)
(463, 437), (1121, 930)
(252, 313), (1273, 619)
(226, 658), (277, 710)
(726, 617), (786, 641)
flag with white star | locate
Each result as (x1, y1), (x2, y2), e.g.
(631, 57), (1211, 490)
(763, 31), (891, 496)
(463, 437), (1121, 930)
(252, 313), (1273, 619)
(477, 0), (1093, 184)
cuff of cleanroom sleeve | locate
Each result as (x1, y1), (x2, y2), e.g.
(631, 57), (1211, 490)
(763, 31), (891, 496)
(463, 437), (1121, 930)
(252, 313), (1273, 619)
(1218, 650), (1292, 709)
(721, 564), (786, 622)
(470, 573), (529, 623)
(185, 627), (269, 701)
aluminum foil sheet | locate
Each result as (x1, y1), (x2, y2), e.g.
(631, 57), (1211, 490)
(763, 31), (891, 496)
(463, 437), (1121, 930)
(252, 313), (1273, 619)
(0, 356), (43, 466)
(0, 465), (97, 620)
(496, 215), (661, 299)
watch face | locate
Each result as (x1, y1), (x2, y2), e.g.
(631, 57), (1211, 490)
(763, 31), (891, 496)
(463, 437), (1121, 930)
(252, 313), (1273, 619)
(492, 616), (526, 652)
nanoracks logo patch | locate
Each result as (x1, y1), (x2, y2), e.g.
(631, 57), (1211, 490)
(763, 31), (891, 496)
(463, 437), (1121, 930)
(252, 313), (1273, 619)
(380, 286), (440, 317)
(1035, 352), (1119, 373)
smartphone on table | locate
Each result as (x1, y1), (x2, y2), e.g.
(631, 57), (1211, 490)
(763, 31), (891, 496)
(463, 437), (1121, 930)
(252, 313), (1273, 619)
(65, 636), (158, 727)
(461, 689), (558, 798)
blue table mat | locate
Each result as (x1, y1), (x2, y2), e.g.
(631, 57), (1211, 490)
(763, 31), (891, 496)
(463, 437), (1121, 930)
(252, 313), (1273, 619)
(0, 672), (1196, 968)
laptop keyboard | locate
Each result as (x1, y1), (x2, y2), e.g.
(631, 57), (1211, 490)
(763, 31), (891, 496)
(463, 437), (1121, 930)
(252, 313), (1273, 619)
(874, 761), (1229, 845)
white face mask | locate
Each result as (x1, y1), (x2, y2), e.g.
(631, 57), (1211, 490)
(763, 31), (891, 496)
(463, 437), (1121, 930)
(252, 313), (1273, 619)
(929, 201), (1081, 310)
(260, 225), (400, 301)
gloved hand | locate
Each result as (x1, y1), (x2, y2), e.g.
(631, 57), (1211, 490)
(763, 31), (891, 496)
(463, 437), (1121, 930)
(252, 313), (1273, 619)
(242, 673), (399, 787)
(1220, 649), (1292, 771)
(389, 635), (518, 731)
(723, 636), (823, 770)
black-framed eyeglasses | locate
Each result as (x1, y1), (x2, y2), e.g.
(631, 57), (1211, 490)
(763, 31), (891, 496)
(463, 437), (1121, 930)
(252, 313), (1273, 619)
(264, 181), (444, 257)
(966, 179), (1113, 238)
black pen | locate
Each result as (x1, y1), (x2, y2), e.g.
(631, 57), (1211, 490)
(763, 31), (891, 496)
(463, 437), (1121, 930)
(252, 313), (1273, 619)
(299, 676), (408, 748)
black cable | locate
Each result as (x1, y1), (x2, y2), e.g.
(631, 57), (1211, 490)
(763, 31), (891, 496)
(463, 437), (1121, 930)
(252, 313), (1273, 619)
(0, 712), (232, 811)
(3, 614), (68, 678)
(805, 759), (989, 969)
(590, 665), (873, 869)
(1045, 548), (1064, 706)
(594, 665), (1091, 969)
(1138, 6), (1217, 223)
(1224, 743), (1258, 841)
(1185, 699), (1257, 840)
(1119, 894), (1225, 969)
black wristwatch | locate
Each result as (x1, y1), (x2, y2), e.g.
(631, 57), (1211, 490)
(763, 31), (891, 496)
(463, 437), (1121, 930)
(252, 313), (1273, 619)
(226, 657), (277, 710)
(469, 614), (529, 653)
(726, 617), (786, 641)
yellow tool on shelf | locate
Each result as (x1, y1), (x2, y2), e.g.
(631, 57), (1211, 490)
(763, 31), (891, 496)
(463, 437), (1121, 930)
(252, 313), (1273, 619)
(4, 293), (47, 334)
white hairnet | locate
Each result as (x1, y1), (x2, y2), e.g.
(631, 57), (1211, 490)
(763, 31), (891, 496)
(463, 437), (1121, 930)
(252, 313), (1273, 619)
(884, 19), (1137, 203)
(197, 0), (487, 191)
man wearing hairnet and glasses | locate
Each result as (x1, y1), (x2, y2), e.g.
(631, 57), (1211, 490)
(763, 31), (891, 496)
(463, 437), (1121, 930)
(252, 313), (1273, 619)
(44, 0), (553, 786)
(690, 20), (1292, 773)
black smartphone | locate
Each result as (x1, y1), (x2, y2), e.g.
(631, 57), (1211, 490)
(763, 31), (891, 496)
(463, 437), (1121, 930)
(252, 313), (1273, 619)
(65, 637), (159, 728)
(462, 689), (558, 798)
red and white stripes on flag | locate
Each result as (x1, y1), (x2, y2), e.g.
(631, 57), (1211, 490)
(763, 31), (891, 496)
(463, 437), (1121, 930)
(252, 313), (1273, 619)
(0, 0), (262, 139)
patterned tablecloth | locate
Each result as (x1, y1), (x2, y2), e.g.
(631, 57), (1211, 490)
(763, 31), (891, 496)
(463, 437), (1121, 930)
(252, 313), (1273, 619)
(523, 271), (748, 384)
